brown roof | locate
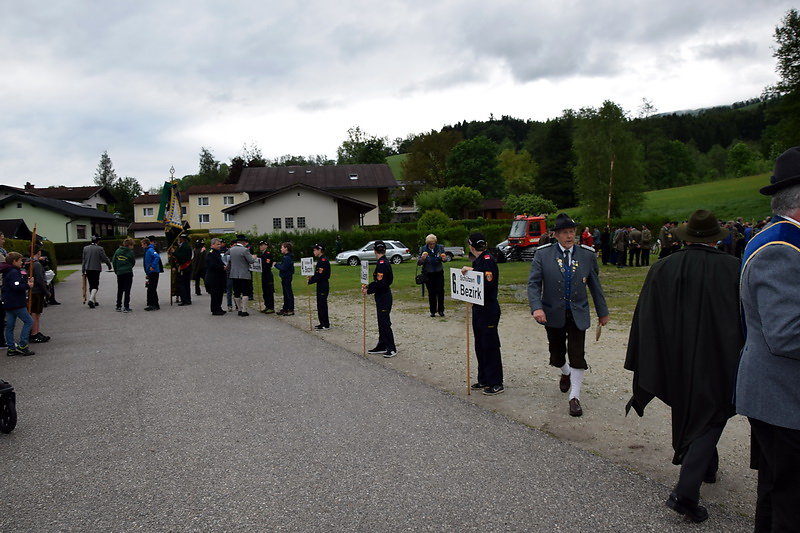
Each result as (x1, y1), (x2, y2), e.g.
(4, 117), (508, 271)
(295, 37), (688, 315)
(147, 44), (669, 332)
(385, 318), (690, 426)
(480, 199), (506, 210)
(27, 185), (116, 204)
(133, 192), (189, 204)
(223, 183), (375, 214)
(236, 164), (397, 194)
(186, 183), (239, 194)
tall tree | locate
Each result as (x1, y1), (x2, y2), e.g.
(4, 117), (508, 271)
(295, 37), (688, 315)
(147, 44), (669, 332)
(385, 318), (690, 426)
(110, 176), (143, 221)
(336, 126), (389, 164)
(445, 136), (504, 198)
(497, 148), (538, 195)
(242, 142), (267, 167)
(771, 8), (800, 95)
(526, 116), (576, 208)
(93, 151), (118, 188)
(764, 9), (800, 154)
(401, 130), (463, 191)
(573, 101), (645, 221)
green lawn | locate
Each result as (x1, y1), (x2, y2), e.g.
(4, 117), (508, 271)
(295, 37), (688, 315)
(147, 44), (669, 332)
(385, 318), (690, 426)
(386, 154), (407, 180)
(55, 269), (78, 283)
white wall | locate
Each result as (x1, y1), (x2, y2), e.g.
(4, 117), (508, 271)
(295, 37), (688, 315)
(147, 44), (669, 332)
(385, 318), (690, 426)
(332, 189), (379, 225)
(234, 189), (340, 234)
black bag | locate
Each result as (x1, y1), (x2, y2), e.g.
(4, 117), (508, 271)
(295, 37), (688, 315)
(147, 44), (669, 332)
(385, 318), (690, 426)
(415, 266), (427, 285)
(0, 380), (17, 434)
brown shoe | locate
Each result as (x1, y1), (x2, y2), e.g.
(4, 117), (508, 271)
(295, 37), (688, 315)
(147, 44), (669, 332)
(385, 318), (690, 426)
(559, 373), (571, 393)
(569, 398), (583, 417)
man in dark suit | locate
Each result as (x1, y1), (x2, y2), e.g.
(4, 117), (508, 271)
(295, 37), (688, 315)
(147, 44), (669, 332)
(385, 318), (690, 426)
(204, 238), (227, 316)
(528, 213), (609, 417)
(736, 146), (800, 532)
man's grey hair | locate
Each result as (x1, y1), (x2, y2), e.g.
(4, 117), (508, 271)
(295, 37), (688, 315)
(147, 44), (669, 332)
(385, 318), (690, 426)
(210, 238), (222, 245)
(771, 183), (800, 216)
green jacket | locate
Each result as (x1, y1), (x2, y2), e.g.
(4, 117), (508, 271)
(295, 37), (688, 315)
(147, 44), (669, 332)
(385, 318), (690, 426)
(112, 246), (136, 276)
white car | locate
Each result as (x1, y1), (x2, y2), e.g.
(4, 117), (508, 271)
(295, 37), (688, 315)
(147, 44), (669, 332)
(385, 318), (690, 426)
(336, 240), (411, 265)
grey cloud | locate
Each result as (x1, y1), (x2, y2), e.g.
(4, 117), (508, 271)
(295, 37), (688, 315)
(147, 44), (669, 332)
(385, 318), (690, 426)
(692, 40), (760, 61)
(296, 99), (345, 112)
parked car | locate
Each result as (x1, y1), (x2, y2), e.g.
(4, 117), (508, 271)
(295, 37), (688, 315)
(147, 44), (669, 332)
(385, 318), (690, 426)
(492, 240), (510, 263)
(336, 240), (412, 265)
(442, 246), (465, 260)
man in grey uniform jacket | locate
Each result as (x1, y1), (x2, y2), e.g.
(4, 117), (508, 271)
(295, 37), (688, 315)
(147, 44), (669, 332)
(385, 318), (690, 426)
(228, 235), (257, 317)
(82, 235), (112, 309)
(736, 146), (800, 532)
(528, 213), (609, 417)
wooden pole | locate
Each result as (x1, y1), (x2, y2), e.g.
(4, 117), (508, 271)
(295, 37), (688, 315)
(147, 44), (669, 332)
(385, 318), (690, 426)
(308, 286), (313, 331)
(26, 226), (37, 313)
(82, 273), (87, 304)
(606, 155), (615, 230)
(466, 301), (471, 396)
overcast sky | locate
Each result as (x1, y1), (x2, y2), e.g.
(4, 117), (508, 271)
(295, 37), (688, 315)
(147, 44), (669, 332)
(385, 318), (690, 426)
(0, 1), (794, 190)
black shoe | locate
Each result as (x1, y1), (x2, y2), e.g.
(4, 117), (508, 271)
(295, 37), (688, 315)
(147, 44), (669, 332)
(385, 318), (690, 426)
(665, 492), (709, 523)
(48, 300), (61, 305)
(367, 346), (386, 354)
(240, 311), (249, 317)
(115, 306), (122, 312)
(123, 308), (132, 313)
(438, 312), (445, 317)
(560, 373), (571, 393)
(6, 348), (18, 357)
(483, 384), (505, 395)
(383, 350), (397, 358)
(212, 310), (227, 316)
(471, 382), (487, 390)
(314, 325), (330, 330)
(30, 333), (50, 343)
(430, 313), (436, 318)
(16, 346), (35, 356)
(87, 301), (95, 309)
(144, 306), (157, 311)
(704, 471), (717, 484)
(569, 398), (583, 417)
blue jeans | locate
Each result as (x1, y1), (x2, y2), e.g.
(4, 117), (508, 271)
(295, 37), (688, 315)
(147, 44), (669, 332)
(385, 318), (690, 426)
(5, 308), (33, 348)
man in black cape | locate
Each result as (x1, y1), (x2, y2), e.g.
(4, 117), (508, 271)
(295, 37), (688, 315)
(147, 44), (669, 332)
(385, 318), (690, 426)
(624, 209), (744, 523)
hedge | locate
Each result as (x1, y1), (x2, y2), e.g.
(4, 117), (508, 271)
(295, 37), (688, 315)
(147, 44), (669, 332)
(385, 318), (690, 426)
(5, 239), (58, 273)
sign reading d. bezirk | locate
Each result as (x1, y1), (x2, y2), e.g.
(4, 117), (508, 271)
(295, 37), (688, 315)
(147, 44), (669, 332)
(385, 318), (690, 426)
(449, 268), (484, 306)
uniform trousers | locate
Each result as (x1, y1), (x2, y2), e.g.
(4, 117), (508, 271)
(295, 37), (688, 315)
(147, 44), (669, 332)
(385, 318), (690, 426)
(207, 282), (224, 314)
(628, 247), (641, 266)
(640, 248), (651, 266)
(374, 291), (395, 351)
(177, 269), (191, 303)
(262, 273), (275, 311)
(544, 310), (588, 370)
(473, 302), (502, 386)
(424, 270), (445, 315)
(749, 417), (800, 532)
(674, 423), (724, 503)
(85, 270), (101, 291)
(116, 272), (133, 308)
(231, 278), (253, 298)
(281, 278), (294, 312)
(316, 282), (329, 327)
(146, 272), (160, 308)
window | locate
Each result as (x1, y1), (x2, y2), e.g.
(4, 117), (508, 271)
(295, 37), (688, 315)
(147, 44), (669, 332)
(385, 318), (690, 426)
(181, 206), (187, 215)
(224, 213), (234, 222)
(198, 197), (209, 206)
(76, 225), (87, 240)
(349, 173), (358, 180)
(273, 217), (282, 230)
(142, 207), (154, 217)
(285, 217), (294, 229)
(223, 196), (234, 205)
(198, 214), (210, 224)
(297, 217), (306, 229)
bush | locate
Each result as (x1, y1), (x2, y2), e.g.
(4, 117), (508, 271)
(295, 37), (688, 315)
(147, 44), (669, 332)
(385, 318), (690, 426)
(6, 239), (58, 273)
(416, 209), (450, 234)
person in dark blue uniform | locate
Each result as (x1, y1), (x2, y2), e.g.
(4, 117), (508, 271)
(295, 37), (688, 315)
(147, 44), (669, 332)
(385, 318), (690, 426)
(363, 240), (396, 357)
(307, 243), (331, 330)
(258, 240), (275, 314)
(461, 232), (503, 395)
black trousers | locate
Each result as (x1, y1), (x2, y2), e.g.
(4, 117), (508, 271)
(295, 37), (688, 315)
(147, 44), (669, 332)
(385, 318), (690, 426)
(281, 278), (294, 311)
(641, 248), (650, 266)
(749, 417), (800, 532)
(85, 270), (101, 291)
(177, 269), (191, 303)
(262, 273), (274, 311)
(616, 249), (627, 267)
(545, 310), (587, 369)
(674, 423), (724, 503)
(316, 282), (329, 327)
(208, 282), (224, 314)
(424, 270), (445, 315)
(194, 277), (204, 295)
(232, 278), (253, 299)
(473, 303), (502, 386)
(146, 273), (160, 308)
(628, 247), (641, 266)
(374, 291), (395, 351)
(115, 272), (133, 308)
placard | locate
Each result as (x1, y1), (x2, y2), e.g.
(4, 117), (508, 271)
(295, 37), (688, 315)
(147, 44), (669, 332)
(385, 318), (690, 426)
(249, 258), (262, 272)
(360, 261), (370, 285)
(301, 257), (314, 276)
(449, 268), (485, 306)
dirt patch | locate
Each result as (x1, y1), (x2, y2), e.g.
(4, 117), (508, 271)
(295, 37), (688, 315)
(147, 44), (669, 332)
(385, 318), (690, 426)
(278, 292), (756, 517)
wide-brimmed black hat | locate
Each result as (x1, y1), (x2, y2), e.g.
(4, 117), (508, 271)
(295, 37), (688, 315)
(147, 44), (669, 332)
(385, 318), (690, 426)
(761, 146), (800, 195)
(236, 234), (248, 242)
(673, 209), (728, 243)
(552, 213), (577, 231)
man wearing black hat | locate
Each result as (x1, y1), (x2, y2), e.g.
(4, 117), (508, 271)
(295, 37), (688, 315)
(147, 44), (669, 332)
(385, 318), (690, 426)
(81, 235), (112, 309)
(307, 243), (331, 330)
(228, 234), (257, 316)
(736, 146), (800, 531)
(363, 240), (396, 357)
(204, 238), (227, 315)
(625, 209), (744, 523)
(528, 213), (609, 417)
(258, 240), (275, 313)
(461, 233), (503, 395)
(191, 239), (207, 296)
(172, 233), (193, 305)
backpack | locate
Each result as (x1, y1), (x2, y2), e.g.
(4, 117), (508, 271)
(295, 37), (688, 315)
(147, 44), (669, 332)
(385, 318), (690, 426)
(0, 380), (17, 434)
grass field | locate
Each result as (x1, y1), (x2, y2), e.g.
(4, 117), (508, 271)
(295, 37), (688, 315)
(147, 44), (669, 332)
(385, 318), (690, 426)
(386, 153), (406, 180)
(56, 269), (77, 283)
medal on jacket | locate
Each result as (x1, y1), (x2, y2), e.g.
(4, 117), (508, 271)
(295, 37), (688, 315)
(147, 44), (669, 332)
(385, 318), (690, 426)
(556, 257), (564, 272)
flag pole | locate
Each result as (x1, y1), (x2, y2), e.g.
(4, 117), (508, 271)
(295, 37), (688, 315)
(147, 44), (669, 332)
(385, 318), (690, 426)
(26, 225), (37, 313)
(466, 301), (471, 395)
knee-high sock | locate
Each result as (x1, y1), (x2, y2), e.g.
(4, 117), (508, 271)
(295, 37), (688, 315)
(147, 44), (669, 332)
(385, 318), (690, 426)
(561, 363), (571, 376)
(234, 297), (242, 310)
(569, 367), (584, 400)
(241, 296), (249, 311)
(90, 289), (98, 303)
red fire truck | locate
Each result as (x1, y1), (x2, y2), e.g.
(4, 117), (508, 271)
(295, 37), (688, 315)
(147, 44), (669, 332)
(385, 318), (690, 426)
(506, 215), (548, 261)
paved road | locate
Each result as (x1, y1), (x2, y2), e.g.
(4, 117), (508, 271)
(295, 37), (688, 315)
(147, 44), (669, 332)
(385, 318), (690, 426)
(0, 269), (750, 531)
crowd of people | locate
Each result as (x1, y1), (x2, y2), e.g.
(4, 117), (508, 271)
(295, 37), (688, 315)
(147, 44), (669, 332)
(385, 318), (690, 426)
(3, 146), (800, 530)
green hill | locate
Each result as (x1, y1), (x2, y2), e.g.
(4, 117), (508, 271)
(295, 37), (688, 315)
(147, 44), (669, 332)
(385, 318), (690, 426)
(386, 153), (407, 180)
(568, 173), (772, 222)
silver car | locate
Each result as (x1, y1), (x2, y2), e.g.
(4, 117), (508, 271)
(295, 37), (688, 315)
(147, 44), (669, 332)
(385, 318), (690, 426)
(336, 240), (411, 265)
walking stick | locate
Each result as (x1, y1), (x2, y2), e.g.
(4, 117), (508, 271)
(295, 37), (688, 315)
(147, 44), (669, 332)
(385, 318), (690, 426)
(82, 273), (87, 304)
(26, 226), (37, 313)
(362, 289), (366, 357)
(308, 286), (312, 331)
(466, 301), (471, 396)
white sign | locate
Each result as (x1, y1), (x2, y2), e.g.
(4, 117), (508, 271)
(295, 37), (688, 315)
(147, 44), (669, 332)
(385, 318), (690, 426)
(249, 258), (262, 272)
(360, 261), (370, 285)
(301, 257), (314, 276)
(449, 268), (485, 306)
